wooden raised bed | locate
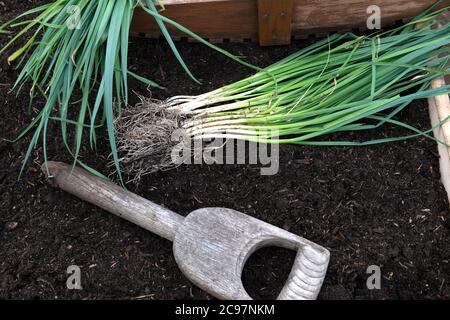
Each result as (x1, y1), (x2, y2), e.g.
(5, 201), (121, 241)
(133, 1), (450, 202)
(131, 0), (445, 45)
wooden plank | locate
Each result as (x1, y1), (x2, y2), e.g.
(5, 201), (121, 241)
(428, 77), (450, 204)
(258, 0), (294, 46)
(130, 0), (446, 41)
(292, 0), (449, 37)
(131, 0), (258, 40)
(428, 12), (450, 206)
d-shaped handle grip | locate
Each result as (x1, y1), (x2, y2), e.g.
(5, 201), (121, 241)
(173, 207), (330, 301)
(277, 245), (329, 300)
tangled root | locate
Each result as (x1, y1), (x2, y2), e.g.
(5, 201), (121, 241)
(115, 96), (186, 182)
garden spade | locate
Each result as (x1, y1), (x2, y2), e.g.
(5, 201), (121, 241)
(43, 161), (330, 300)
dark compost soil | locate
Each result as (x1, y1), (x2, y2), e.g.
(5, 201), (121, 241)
(0, 1), (449, 300)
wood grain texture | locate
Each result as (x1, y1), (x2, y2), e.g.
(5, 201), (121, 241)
(427, 12), (450, 204)
(258, 0), (294, 46)
(44, 161), (330, 300)
(43, 162), (183, 241)
(428, 77), (450, 204)
(131, 0), (259, 40)
(130, 0), (448, 41)
(173, 207), (330, 299)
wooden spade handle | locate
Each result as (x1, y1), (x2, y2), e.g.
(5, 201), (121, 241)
(172, 207), (330, 300)
(43, 162), (330, 300)
(43, 162), (184, 241)
(277, 246), (329, 300)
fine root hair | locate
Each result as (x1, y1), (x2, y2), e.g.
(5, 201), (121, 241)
(115, 96), (185, 182)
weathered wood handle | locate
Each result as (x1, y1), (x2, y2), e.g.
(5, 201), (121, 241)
(43, 162), (184, 241)
(43, 162), (330, 300)
(277, 246), (329, 300)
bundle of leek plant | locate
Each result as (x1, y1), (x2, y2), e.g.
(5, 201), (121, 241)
(116, 6), (450, 178)
(0, 0), (251, 181)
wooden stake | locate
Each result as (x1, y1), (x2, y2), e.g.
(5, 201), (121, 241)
(429, 78), (450, 205)
(258, 0), (294, 46)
